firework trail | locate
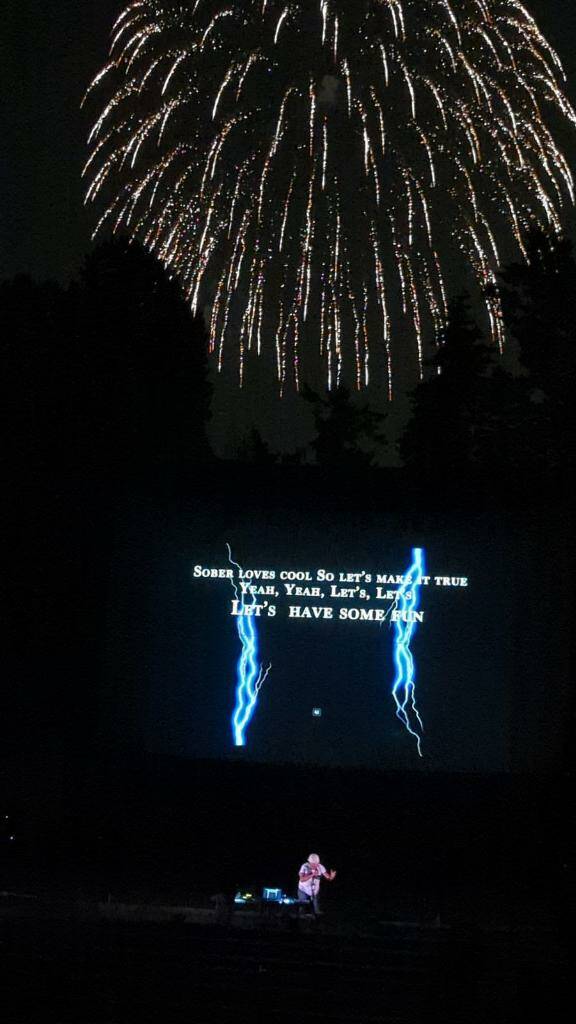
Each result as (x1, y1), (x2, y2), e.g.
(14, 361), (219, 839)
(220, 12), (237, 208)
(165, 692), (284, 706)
(85, 1), (575, 394)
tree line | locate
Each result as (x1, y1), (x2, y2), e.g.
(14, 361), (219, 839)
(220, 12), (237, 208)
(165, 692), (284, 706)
(2, 228), (575, 489)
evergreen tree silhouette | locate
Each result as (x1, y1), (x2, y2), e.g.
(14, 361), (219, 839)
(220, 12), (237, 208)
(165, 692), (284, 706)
(305, 386), (386, 468)
(74, 239), (212, 477)
(497, 229), (576, 475)
(400, 294), (496, 482)
(234, 426), (276, 464)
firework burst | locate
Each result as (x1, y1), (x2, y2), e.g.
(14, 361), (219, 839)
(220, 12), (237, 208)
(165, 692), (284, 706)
(85, 0), (575, 394)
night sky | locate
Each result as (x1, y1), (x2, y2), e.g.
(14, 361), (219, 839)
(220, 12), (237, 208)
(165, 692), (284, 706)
(4, 0), (576, 284)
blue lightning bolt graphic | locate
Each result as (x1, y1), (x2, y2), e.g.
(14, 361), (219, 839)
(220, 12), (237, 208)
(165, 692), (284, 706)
(226, 544), (271, 748)
(232, 610), (262, 747)
(392, 547), (426, 756)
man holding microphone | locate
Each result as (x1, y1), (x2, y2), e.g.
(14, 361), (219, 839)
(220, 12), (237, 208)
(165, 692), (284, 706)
(297, 853), (337, 914)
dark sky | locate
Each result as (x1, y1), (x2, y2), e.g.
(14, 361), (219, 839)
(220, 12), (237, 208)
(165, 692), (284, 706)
(3, 0), (576, 283)
(3, 1), (120, 282)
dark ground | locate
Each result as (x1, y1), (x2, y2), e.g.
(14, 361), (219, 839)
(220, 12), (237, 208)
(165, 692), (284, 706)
(1, 759), (573, 1023)
(1, 899), (569, 1024)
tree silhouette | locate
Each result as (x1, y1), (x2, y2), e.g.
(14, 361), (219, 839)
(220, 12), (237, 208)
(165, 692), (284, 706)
(0, 275), (73, 473)
(305, 386), (387, 468)
(1, 240), (213, 765)
(496, 229), (576, 475)
(1, 240), (212, 483)
(73, 239), (212, 477)
(234, 426), (276, 465)
(401, 231), (576, 494)
(400, 294), (497, 482)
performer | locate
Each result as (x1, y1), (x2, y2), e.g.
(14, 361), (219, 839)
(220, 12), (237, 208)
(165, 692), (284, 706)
(297, 853), (336, 914)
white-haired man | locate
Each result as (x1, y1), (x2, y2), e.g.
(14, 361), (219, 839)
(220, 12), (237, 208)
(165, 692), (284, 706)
(297, 853), (337, 914)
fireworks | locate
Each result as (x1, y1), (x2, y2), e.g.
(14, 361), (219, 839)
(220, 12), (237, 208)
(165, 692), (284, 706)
(85, 1), (575, 394)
